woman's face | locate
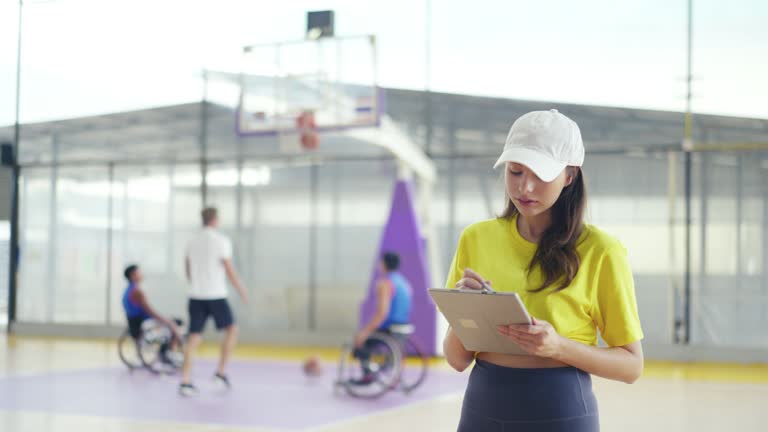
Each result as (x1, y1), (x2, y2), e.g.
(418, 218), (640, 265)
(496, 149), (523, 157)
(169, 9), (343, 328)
(504, 162), (572, 219)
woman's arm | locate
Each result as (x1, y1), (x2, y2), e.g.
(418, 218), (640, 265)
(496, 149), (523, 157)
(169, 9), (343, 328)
(498, 319), (644, 384)
(443, 326), (475, 372)
(442, 268), (492, 372)
(555, 338), (643, 384)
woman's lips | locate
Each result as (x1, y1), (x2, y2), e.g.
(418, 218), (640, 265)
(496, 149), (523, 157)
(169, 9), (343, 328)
(515, 197), (537, 206)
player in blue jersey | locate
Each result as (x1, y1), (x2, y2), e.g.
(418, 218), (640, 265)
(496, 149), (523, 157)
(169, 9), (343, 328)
(352, 252), (414, 384)
(122, 265), (182, 359)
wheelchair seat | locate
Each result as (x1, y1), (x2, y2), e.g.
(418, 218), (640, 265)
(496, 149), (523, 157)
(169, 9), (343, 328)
(388, 323), (415, 336)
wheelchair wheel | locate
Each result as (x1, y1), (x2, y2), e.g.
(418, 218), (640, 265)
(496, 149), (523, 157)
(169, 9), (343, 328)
(134, 322), (163, 373)
(117, 329), (143, 370)
(156, 337), (185, 372)
(137, 321), (184, 374)
(118, 320), (184, 374)
(335, 332), (403, 399)
(399, 337), (428, 395)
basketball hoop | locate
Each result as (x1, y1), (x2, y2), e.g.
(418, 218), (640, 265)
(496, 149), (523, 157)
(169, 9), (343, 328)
(233, 33), (380, 155)
(296, 110), (319, 151)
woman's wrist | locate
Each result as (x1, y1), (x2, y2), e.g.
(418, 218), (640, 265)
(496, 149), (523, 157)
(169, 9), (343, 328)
(551, 334), (571, 363)
(446, 329), (474, 361)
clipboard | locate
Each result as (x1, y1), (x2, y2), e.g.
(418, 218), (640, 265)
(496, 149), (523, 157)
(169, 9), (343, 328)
(429, 288), (533, 355)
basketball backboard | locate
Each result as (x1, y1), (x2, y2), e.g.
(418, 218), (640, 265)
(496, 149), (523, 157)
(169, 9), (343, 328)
(236, 34), (381, 149)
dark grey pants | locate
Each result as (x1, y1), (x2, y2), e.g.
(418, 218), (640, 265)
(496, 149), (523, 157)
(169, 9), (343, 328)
(458, 360), (599, 432)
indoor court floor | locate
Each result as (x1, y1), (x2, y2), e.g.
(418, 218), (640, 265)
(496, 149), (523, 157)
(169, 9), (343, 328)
(1, 335), (766, 432)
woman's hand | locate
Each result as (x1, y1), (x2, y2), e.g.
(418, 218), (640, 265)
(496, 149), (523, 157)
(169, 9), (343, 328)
(496, 317), (564, 359)
(455, 268), (492, 291)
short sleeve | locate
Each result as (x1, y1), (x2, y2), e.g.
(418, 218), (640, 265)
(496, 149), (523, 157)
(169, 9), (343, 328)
(220, 236), (233, 260)
(445, 230), (468, 289)
(592, 244), (644, 347)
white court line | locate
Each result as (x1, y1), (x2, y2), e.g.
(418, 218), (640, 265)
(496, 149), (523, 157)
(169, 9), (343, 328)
(0, 408), (283, 432)
(306, 390), (466, 432)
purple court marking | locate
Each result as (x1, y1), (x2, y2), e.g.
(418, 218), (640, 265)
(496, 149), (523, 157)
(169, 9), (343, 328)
(360, 179), (437, 355)
(0, 359), (468, 430)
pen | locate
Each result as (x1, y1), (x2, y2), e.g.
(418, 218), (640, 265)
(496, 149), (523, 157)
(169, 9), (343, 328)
(480, 280), (494, 293)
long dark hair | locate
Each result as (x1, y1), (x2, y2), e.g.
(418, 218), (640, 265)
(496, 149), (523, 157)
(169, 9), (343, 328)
(501, 167), (587, 292)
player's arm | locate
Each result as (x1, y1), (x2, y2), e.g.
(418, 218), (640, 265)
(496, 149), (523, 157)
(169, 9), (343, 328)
(358, 279), (392, 339)
(222, 258), (249, 304)
(129, 289), (179, 336)
(185, 257), (191, 283)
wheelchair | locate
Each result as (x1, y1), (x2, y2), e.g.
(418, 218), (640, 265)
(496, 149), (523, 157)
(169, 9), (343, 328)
(117, 318), (185, 374)
(335, 324), (428, 399)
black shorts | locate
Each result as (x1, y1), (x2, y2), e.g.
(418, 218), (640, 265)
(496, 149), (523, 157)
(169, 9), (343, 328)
(127, 315), (148, 339)
(188, 298), (235, 334)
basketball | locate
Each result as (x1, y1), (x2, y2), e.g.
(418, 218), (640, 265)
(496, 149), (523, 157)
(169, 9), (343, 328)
(303, 355), (323, 376)
(301, 131), (319, 150)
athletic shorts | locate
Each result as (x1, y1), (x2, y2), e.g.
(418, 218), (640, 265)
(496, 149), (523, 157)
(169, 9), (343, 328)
(458, 360), (599, 432)
(188, 298), (234, 334)
(127, 315), (148, 339)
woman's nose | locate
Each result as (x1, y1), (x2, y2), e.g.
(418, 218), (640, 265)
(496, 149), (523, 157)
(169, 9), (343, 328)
(518, 175), (534, 193)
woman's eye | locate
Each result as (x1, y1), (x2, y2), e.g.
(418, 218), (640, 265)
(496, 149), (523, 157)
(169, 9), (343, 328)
(509, 171), (522, 176)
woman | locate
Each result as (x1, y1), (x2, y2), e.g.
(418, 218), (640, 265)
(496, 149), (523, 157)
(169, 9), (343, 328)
(444, 109), (644, 431)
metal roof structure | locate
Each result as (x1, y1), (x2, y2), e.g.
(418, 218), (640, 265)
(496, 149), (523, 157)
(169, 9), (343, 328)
(1, 87), (766, 167)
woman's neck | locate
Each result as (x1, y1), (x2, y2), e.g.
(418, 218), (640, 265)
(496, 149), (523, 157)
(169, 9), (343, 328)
(517, 212), (552, 243)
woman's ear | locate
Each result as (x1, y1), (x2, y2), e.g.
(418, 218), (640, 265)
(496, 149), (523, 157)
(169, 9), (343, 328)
(564, 167), (578, 187)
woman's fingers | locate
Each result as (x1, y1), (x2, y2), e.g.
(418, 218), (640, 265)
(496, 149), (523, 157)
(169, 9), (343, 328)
(496, 327), (538, 348)
(460, 268), (493, 290)
(463, 268), (486, 283)
(456, 277), (484, 290)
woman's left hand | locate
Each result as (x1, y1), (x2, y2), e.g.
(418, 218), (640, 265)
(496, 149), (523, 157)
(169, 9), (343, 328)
(496, 317), (563, 359)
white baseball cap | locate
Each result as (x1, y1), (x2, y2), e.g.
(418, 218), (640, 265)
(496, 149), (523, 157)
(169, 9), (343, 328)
(493, 109), (584, 182)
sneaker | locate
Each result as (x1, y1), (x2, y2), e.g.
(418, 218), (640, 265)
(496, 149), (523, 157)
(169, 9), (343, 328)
(213, 372), (231, 389)
(162, 351), (184, 367)
(178, 383), (199, 397)
(348, 372), (376, 386)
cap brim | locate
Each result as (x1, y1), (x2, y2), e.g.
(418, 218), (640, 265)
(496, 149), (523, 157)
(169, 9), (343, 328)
(493, 147), (567, 183)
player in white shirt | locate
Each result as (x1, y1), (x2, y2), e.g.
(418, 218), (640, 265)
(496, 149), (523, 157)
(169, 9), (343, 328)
(179, 207), (249, 397)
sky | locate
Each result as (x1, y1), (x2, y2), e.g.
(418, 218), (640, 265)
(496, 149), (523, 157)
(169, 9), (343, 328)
(0, 0), (767, 125)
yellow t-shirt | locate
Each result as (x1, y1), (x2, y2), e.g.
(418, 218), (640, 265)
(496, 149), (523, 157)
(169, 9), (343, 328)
(445, 215), (643, 347)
